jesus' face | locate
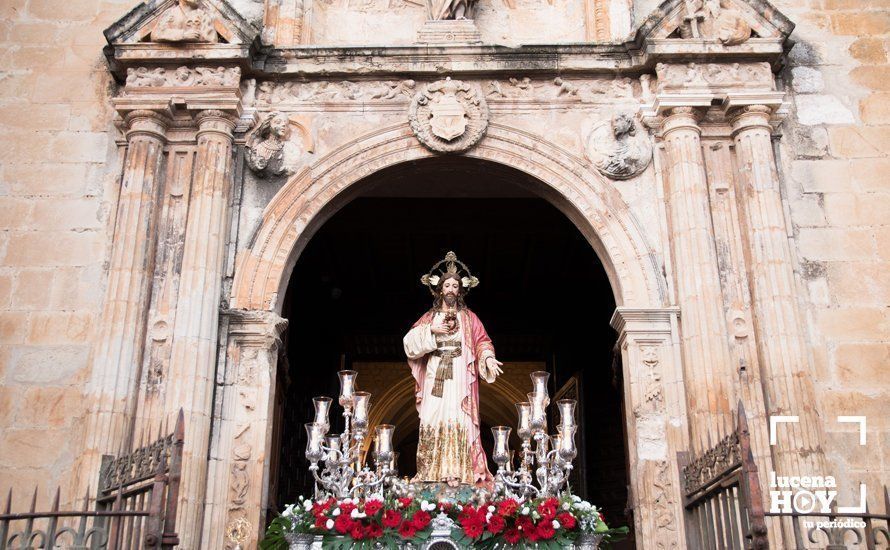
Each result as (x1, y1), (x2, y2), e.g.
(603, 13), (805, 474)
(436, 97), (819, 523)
(440, 276), (460, 307)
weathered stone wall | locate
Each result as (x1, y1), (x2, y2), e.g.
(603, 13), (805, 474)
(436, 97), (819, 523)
(771, 0), (890, 509)
(0, 0), (122, 504)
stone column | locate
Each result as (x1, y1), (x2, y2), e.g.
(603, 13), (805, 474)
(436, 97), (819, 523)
(611, 308), (687, 550)
(203, 310), (287, 550)
(661, 106), (737, 451)
(76, 109), (168, 495)
(165, 109), (238, 549)
(730, 106), (826, 476)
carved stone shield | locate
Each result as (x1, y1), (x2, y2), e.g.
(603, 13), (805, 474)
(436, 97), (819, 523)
(429, 93), (467, 141)
(409, 77), (489, 153)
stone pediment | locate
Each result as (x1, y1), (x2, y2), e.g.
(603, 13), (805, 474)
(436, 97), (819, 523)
(104, 0), (259, 45)
(636, 0), (794, 48)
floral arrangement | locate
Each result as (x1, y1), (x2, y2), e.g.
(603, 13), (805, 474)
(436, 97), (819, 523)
(261, 494), (627, 549)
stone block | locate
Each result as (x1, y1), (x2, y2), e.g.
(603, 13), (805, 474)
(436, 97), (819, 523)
(0, 271), (11, 309)
(788, 194), (827, 227)
(795, 94), (856, 125)
(31, 199), (103, 231)
(822, 192), (890, 226)
(0, 197), (34, 229)
(0, 428), (73, 470)
(849, 37), (889, 64)
(7, 345), (88, 385)
(1, 163), (90, 197)
(859, 93), (890, 124)
(791, 66), (825, 93)
(11, 269), (55, 310)
(0, 104), (70, 131)
(27, 311), (94, 344)
(877, 227), (890, 260)
(790, 125), (830, 159)
(851, 65), (890, 91)
(26, 0), (96, 22)
(49, 265), (103, 311)
(826, 261), (890, 304)
(850, 158), (890, 191)
(828, 126), (890, 158)
(48, 132), (109, 163)
(790, 159), (854, 192)
(797, 228), (876, 261)
(816, 307), (890, 340)
(0, 312), (28, 344)
(3, 231), (103, 267)
(830, 12), (890, 36)
(15, 386), (85, 428)
(831, 342), (890, 385)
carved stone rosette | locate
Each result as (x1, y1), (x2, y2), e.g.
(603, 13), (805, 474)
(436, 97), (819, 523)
(409, 77), (489, 154)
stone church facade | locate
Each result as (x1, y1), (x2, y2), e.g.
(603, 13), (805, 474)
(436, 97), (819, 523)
(0, 0), (887, 548)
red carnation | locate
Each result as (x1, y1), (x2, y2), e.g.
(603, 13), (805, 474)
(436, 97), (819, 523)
(458, 505), (477, 523)
(364, 499), (383, 516)
(366, 522), (383, 539)
(314, 515), (328, 530)
(557, 511), (576, 530)
(411, 510), (431, 530)
(339, 502), (357, 516)
(382, 509), (403, 529)
(504, 528), (521, 544)
(497, 498), (519, 517)
(516, 516), (534, 533)
(398, 520), (417, 539)
(350, 523), (365, 540)
(398, 497), (413, 508)
(463, 522), (484, 538)
(487, 514), (505, 534)
(334, 514), (353, 534)
(536, 520), (556, 540)
(538, 498), (559, 521)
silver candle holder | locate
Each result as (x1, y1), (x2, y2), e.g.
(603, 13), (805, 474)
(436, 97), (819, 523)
(493, 372), (578, 500)
(304, 370), (396, 500)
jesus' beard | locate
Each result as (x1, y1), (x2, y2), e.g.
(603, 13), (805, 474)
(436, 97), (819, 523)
(443, 293), (457, 307)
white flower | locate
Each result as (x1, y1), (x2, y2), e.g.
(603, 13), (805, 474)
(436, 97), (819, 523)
(283, 504), (296, 518)
(351, 509), (366, 519)
(461, 276), (471, 287)
(343, 498), (353, 505)
(521, 507), (530, 515)
(332, 508), (341, 516)
(303, 500), (313, 511)
(325, 519), (334, 530)
(552, 520), (561, 529)
(457, 504), (464, 511)
(571, 495), (582, 502)
(532, 511), (540, 520)
(488, 505), (496, 513)
(421, 500), (436, 512)
(562, 503), (571, 511)
(486, 512), (493, 522)
(428, 275), (440, 286)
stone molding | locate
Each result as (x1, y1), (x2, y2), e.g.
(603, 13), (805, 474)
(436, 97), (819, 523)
(122, 109), (171, 142)
(125, 66), (241, 88)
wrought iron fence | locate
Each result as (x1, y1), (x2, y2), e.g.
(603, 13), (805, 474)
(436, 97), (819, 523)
(0, 410), (183, 550)
(679, 402), (768, 550)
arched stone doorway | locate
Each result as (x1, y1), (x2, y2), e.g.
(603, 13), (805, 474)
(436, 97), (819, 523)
(268, 157), (630, 533)
(210, 124), (689, 549)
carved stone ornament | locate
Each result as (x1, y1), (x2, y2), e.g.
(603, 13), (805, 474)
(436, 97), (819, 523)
(150, 0), (218, 43)
(679, 0), (751, 46)
(245, 112), (303, 177)
(586, 114), (653, 180)
(409, 77), (489, 154)
(125, 66), (241, 88)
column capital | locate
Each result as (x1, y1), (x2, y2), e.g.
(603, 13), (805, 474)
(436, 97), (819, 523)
(195, 109), (238, 140)
(123, 109), (170, 143)
(610, 307), (679, 337)
(729, 104), (774, 136)
(661, 106), (704, 138)
(222, 308), (289, 348)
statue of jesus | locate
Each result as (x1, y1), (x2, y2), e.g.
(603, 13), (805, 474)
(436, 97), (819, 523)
(403, 251), (504, 488)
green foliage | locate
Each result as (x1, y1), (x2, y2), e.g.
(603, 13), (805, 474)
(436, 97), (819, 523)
(260, 514), (295, 550)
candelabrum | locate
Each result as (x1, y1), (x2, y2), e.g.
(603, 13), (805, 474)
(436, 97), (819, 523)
(491, 371), (578, 501)
(304, 370), (397, 500)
